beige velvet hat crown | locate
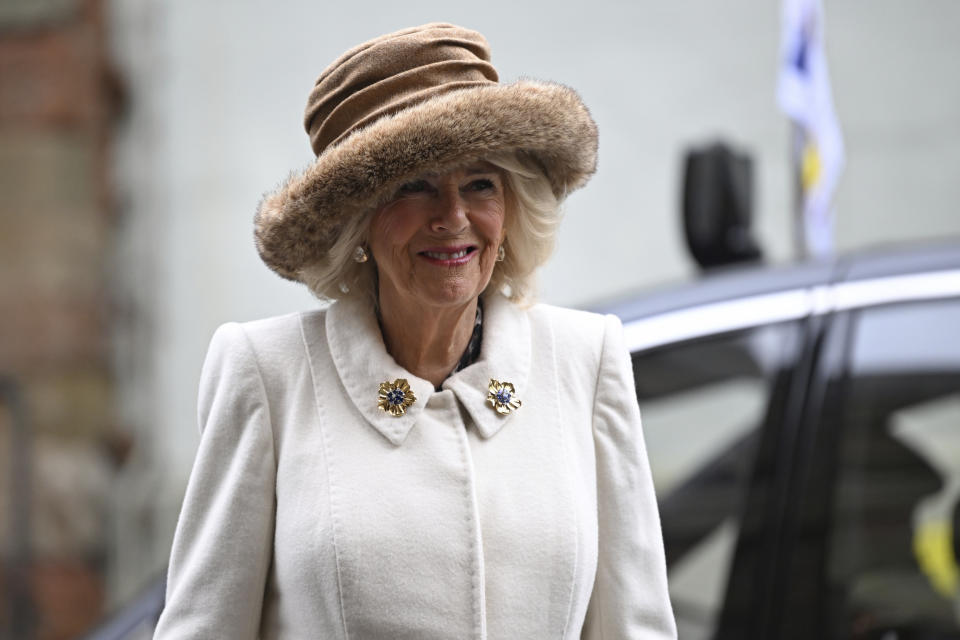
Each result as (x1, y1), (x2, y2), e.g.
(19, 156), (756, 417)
(254, 23), (598, 281)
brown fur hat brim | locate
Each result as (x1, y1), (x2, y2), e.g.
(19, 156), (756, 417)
(254, 80), (598, 281)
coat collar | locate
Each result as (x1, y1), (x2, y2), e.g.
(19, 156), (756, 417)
(325, 293), (530, 446)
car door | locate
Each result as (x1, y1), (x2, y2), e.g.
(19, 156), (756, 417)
(777, 278), (960, 639)
(629, 309), (814, 639)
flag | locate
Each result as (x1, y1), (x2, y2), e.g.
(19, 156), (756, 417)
(777, 0), (845, 258)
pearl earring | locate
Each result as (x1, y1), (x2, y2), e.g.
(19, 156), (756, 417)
(353, 245), (369, 263)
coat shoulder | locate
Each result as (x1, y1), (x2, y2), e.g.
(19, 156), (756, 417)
(526, 303), (612, 380)
(207, 308), (328, 376)
(527, 303), (608, 346)
(237, 308), (325, 342)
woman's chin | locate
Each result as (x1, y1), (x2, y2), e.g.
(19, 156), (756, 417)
(414, 289), (481, 310)
(409, 279), (489, 311)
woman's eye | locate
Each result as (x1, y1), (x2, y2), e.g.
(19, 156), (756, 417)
(465, 178), (496, 192)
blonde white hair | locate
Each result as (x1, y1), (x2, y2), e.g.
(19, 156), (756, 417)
(300, 150), (562, 306)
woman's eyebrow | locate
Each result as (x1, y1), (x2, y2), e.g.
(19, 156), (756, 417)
(464, 166), (498, 175)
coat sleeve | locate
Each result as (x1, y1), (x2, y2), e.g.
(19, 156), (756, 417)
(582, 314), (677, 639)
(154, 323), (276, 639)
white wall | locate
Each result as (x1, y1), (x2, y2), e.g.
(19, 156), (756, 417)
(107, 0), (960, 600)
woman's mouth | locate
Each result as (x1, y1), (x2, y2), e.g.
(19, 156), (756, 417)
(418, 246), (477, 265)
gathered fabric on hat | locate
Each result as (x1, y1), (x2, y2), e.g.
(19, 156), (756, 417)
(306, 24), (499, 154)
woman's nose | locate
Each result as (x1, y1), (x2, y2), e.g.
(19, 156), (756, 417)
(429, 191), (469, 233)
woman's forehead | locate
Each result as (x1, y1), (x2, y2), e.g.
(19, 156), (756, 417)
(418, 160), (500, 179)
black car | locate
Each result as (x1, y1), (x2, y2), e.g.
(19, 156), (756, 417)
(598, 241), (960, 640)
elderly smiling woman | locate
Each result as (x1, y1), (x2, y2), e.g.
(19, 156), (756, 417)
(154, 23), (676, 640)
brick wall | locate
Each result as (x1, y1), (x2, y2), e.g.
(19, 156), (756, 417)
(0, 0), (122, 637)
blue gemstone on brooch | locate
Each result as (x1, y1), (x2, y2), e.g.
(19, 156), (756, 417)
(378, 378), (416, 417)
(487, 378), (521, 416)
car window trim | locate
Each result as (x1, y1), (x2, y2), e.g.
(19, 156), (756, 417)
(622, 268), (960, 353)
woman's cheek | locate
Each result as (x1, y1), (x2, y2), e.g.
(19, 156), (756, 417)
(477, 204), (506, 240)
(481, 244), (498, 274)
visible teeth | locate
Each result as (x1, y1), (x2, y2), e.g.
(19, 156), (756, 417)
(424, 249), (469, 260)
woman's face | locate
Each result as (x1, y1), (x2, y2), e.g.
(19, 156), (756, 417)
(369, 162), (507, 313)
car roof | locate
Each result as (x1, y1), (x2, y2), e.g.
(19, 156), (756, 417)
(594, 239), (960, 323)
(839, 239), (960, 280)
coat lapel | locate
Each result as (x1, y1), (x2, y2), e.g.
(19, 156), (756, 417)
(323, 293), (531, 445)
(325, 297), (434, 446)
(444, 294), (531, 439)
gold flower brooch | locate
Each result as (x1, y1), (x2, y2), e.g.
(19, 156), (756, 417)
(487, 379), (521, 415)
(378, 378), (416, 417)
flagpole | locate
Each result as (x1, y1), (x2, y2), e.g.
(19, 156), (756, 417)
(791, 121), (808, 261)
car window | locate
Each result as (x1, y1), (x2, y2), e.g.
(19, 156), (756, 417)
(632, 321), (803, 640)
(826, 299), (960, 639)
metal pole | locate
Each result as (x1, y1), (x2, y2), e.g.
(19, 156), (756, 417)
(791, 121), (809, 261)
(1, 376), (35, 640)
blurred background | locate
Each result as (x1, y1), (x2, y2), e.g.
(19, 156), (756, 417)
(0, 0), (958, 637)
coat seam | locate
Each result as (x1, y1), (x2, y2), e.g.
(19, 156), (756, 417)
(236, 323), (278, 470)
(589, 316), (613, 640)
(549, 312), (580, 640)
(589, 317), (609, 429)
(233, 323), (279, 636)
(300, 312), (351, 640)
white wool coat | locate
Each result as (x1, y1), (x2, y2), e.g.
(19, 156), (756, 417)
(154, 294), (676, 639)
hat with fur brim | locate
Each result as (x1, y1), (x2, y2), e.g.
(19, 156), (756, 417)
(254, 23), (599, 281)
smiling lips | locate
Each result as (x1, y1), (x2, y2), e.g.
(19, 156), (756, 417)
(418, 245), (478, 265)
